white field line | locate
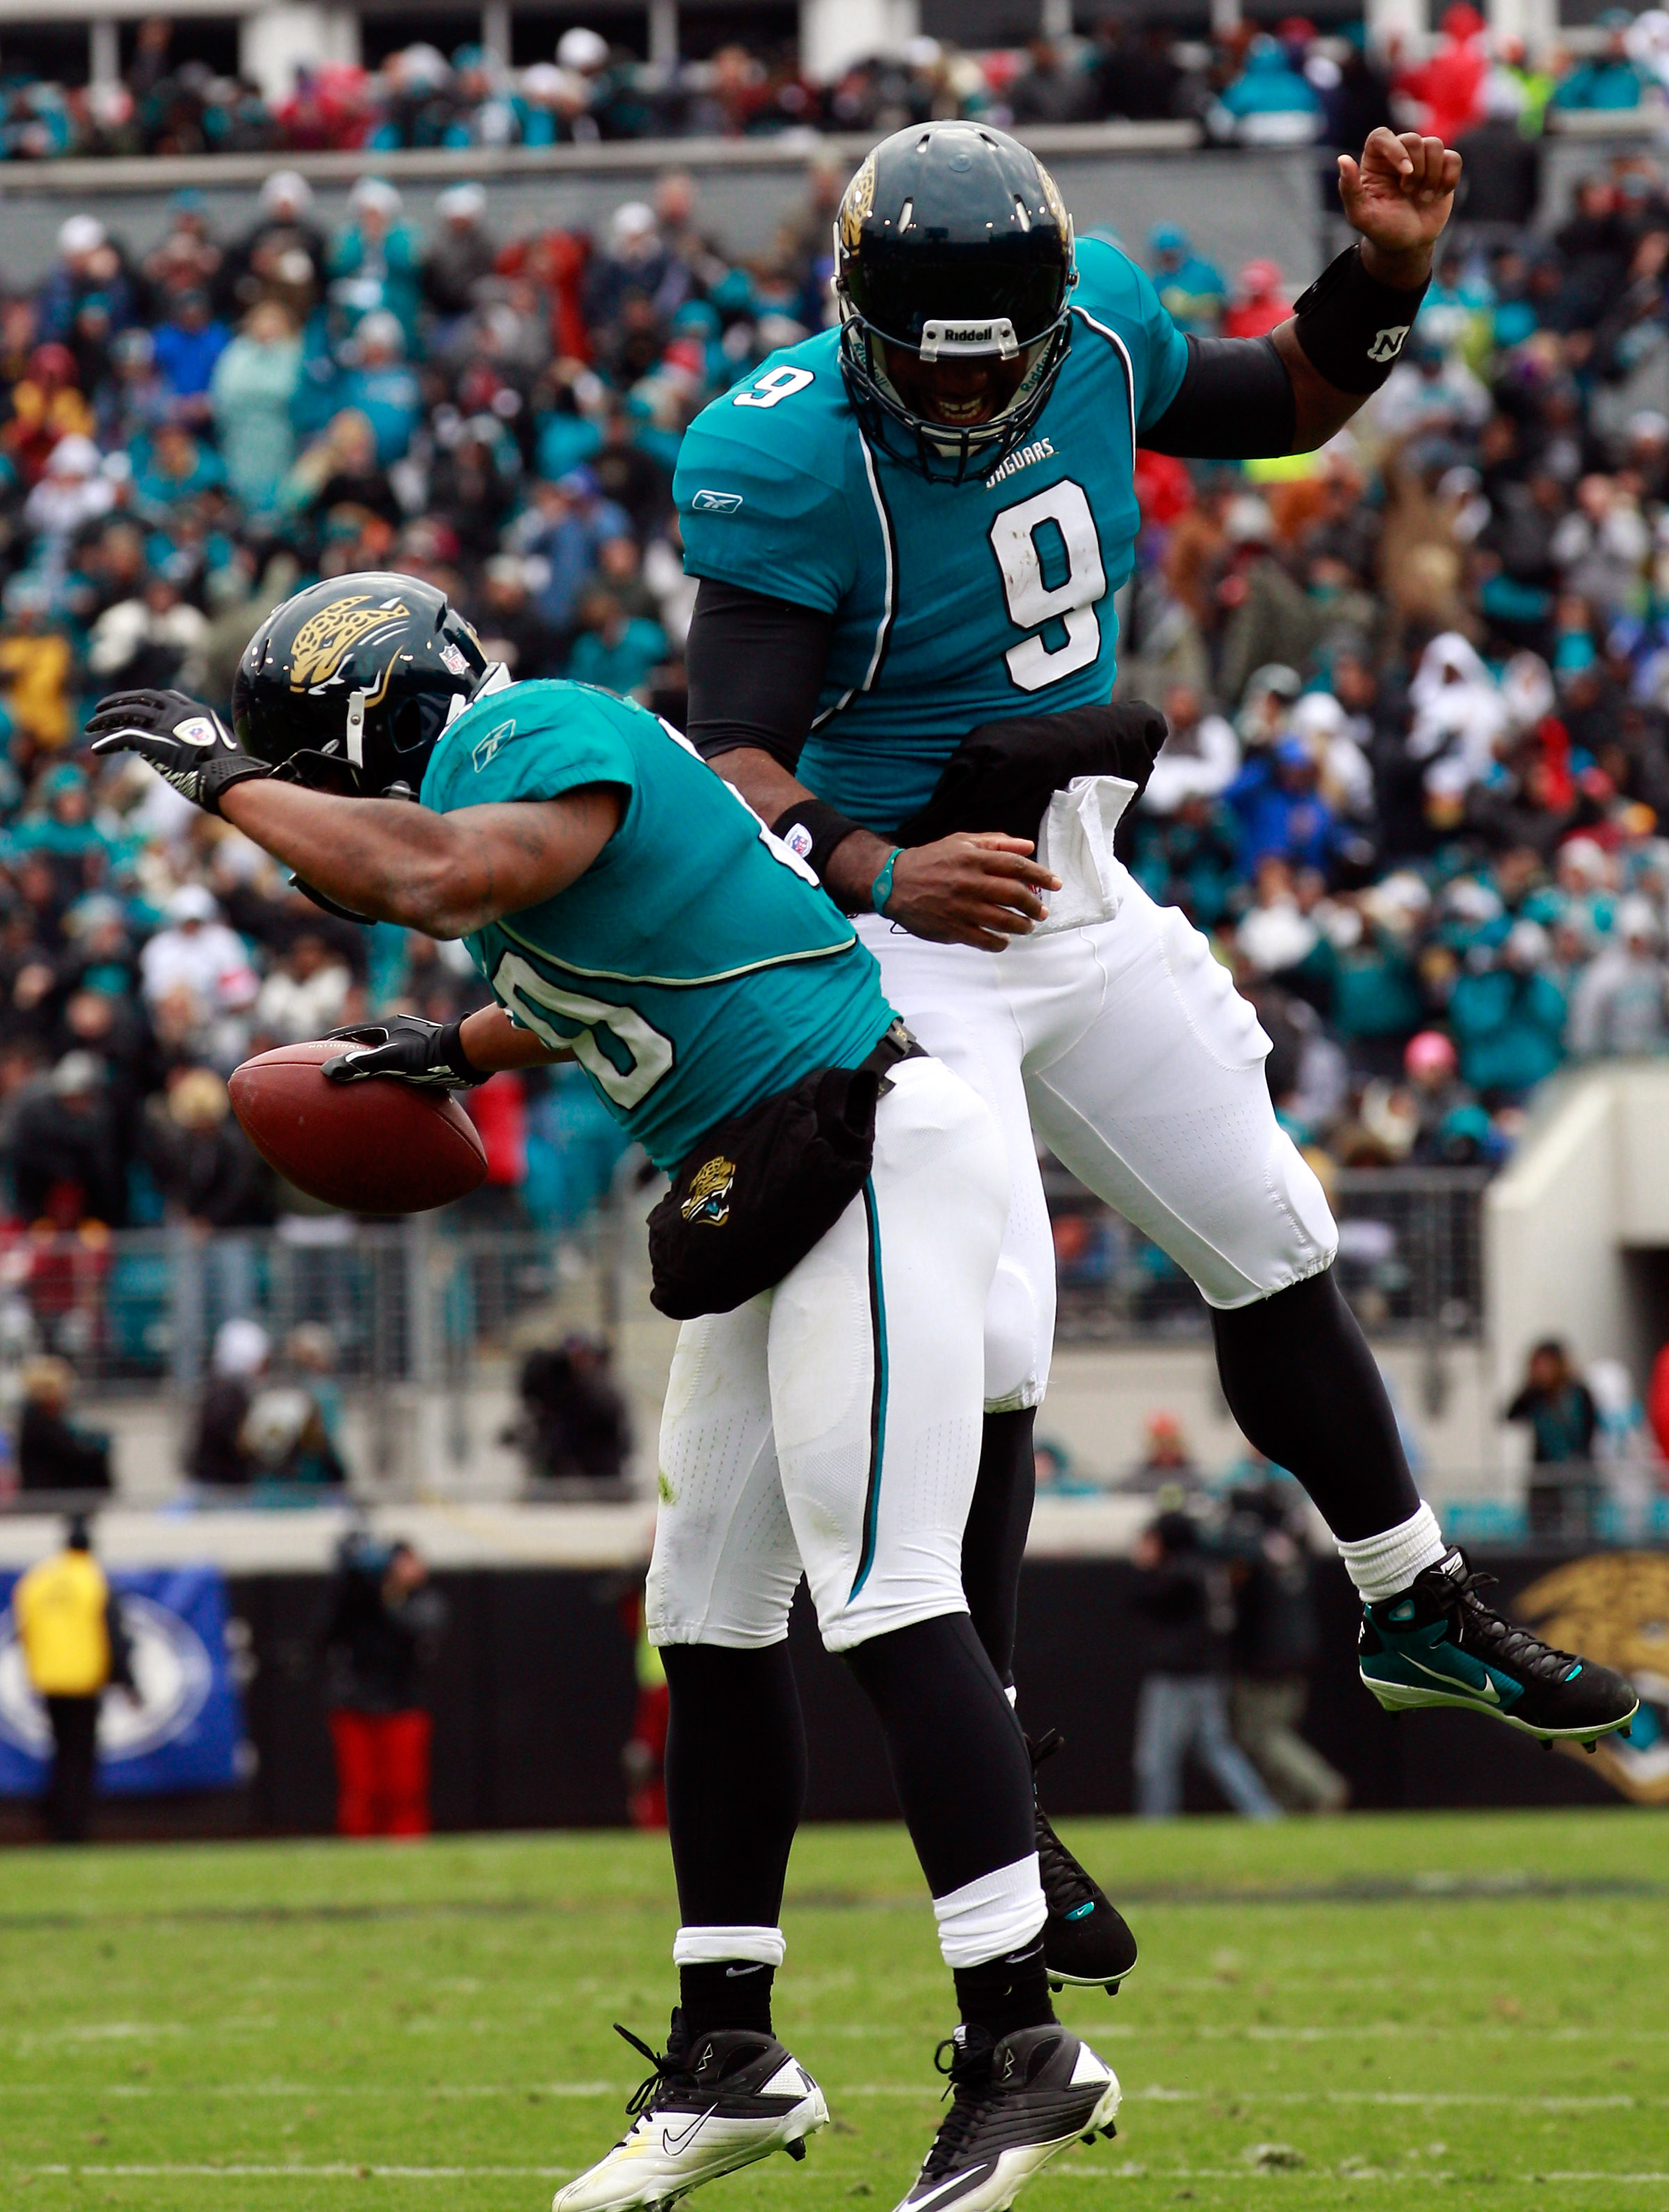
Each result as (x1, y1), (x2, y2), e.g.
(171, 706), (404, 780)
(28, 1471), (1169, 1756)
(24, 2164), (572, 2179)
(0, 2081), (619, 2097)
(20, 2165), (1669, 2187)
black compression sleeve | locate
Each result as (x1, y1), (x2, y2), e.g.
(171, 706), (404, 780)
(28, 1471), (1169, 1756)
(684, 576), (837, 774)
(1142, 332), (1297, 461)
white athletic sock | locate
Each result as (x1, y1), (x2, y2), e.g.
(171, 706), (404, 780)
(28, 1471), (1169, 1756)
(932, 1854), (1046, 1971)
(672, 1924), (785, 1968)
(1335, 1504), (1447, 1604)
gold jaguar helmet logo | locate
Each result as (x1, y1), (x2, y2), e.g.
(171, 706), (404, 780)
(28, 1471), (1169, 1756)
(1035, 156), (1069, 236)
(289, 595), (410, 694)
(838, 154), (876, 255)
(1515, 1551), (1669, 1802)
(681, 1155), (736, 1228)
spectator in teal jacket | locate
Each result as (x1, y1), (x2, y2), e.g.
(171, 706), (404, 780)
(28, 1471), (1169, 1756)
(1551, 14), (1650, 109)
(328, 179), (424, 346)
(1149, 224), (1227, 334)
(330, 312), (421, 465)
(567, 590), (665, 698)
(1214, 36), (1325, 143)
(1449, 920), (1567, 1097)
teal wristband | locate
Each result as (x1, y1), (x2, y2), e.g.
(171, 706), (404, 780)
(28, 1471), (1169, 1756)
(871, 848), (903, 915)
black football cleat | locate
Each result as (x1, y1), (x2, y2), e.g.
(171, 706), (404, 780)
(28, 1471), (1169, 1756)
(1359, 1548), (1638, 1745)
(553, 2010), (828, 2212)
(889, 2023), (1119, 2212)
(1028, 1731), (1138, 1994)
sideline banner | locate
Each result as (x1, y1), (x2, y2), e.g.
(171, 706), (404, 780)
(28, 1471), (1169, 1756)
(0, 1566), (245, 1796)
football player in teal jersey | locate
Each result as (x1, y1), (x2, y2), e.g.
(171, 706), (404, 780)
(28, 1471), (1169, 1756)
(86, 575), (1124, 2212)
(675, 118), (1637, 2001)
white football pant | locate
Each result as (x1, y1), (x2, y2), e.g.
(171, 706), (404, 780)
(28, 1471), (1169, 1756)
(853, 859), (1339, 1413)
(648, 1055), (1008, 1652)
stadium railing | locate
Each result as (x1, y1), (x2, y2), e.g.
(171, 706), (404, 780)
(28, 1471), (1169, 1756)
(1044, 1162), (1490, 1348)
(0, 1165), (1486, 1402)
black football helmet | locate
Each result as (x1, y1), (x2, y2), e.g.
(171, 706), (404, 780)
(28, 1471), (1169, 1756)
(834, 121), (1077, 484)
(231, 573), (494, 799)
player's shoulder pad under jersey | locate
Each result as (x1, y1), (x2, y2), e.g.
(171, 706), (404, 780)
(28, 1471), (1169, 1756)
(674, 328), (860, 615)
(420, 677), (641, 815)
(1070, 233), (1190, 435)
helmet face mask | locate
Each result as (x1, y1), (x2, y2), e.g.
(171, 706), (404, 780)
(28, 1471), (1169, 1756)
(833, 122), (1077, 485)
(232, 573), (492, 799)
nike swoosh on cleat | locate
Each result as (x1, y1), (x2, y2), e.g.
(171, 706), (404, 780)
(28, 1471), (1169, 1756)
(1405, 1656), (1501, 1704)
(661, 2106), (718, 2154)
(907, 2162), (997, 2211)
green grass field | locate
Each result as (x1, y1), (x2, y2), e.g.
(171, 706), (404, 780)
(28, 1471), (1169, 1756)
(4, 1810), (1667, 2212)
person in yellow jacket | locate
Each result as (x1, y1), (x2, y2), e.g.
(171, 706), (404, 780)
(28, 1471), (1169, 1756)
(12, 1516), (134, 1842)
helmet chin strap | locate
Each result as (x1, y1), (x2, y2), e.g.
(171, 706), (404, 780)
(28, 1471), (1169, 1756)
(346, 687), (366, 769)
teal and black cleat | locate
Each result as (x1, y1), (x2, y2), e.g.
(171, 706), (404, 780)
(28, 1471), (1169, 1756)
(1359, 1548), (1638, 1745)
(1029, 1731), (1138, 1995)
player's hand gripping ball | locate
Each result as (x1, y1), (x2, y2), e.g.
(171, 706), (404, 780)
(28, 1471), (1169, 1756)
(321, 1015), (486, 1091)
(229, 1041), (487, 1213)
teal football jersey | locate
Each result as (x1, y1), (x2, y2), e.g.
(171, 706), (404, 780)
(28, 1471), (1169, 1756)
(674, 237), (1190, 832)
(419, 679), (894, 1169)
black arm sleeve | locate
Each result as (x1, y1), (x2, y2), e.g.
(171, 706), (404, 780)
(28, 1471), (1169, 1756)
(684, 577), (837, 775)
(1141, 332), (1297, 462)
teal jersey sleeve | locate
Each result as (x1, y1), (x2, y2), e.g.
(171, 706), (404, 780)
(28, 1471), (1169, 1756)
(421, 678), (638, 817)
(673, 332), (858, 616)
(1072, 236), (1191, 438)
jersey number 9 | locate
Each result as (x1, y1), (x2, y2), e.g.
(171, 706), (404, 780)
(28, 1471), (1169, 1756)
(988, 478), (1108, 694)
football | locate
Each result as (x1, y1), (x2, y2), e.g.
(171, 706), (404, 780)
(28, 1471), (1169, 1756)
(229, 1041), (489, 1214)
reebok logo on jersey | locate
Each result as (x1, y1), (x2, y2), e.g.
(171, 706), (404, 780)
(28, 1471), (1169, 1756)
(987, 437), (1056, 488)
(691, 488), (744, 513)
(471, 720), (515, 773)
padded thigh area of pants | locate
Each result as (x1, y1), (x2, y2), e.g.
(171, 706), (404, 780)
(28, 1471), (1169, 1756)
(1026, 888), (1339, 1308)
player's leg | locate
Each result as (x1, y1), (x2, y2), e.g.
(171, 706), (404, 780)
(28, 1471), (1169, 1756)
(1191, 1681), (1282, 1821)
(328, 1710), (378, 1838)
(773, 1058), (1119, 2212)
(1024, 879), (1636, 1745)
(380, 1710), (433, 1836)
(556, 1304), (828, 2212)
(853, 918), (1137, 1996)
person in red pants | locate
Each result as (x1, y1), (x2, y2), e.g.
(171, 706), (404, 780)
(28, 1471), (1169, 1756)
(318, 1536), (448, 1836)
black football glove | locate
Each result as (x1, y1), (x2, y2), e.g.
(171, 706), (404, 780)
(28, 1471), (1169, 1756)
(321, 1015), (487, 1090)
(86, 688), (272, 815)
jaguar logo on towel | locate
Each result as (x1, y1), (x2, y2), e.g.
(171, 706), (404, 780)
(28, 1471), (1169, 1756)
(289, 595), (410, 692)
(1515, 1552), (1669, 1803)
(681, 1155), (736, 1228)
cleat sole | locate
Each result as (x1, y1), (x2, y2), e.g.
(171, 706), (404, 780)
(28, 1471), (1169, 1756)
(1042, 1966), (1135, 1994)
(1360, 1672), (1638, 1744)
(784, 2140), (806, 2162)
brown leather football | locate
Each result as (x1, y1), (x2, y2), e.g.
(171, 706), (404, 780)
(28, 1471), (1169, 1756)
(229, 1041), (489, 1214)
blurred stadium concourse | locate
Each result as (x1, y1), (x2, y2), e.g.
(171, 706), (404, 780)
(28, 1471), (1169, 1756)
(0, 5), (1666, 1842)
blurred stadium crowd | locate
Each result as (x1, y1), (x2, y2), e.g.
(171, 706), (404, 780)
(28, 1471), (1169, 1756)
(8, 100), (1669, 1244)
(9, 7), (1669, 163)
(6, 10), (1669, 162)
